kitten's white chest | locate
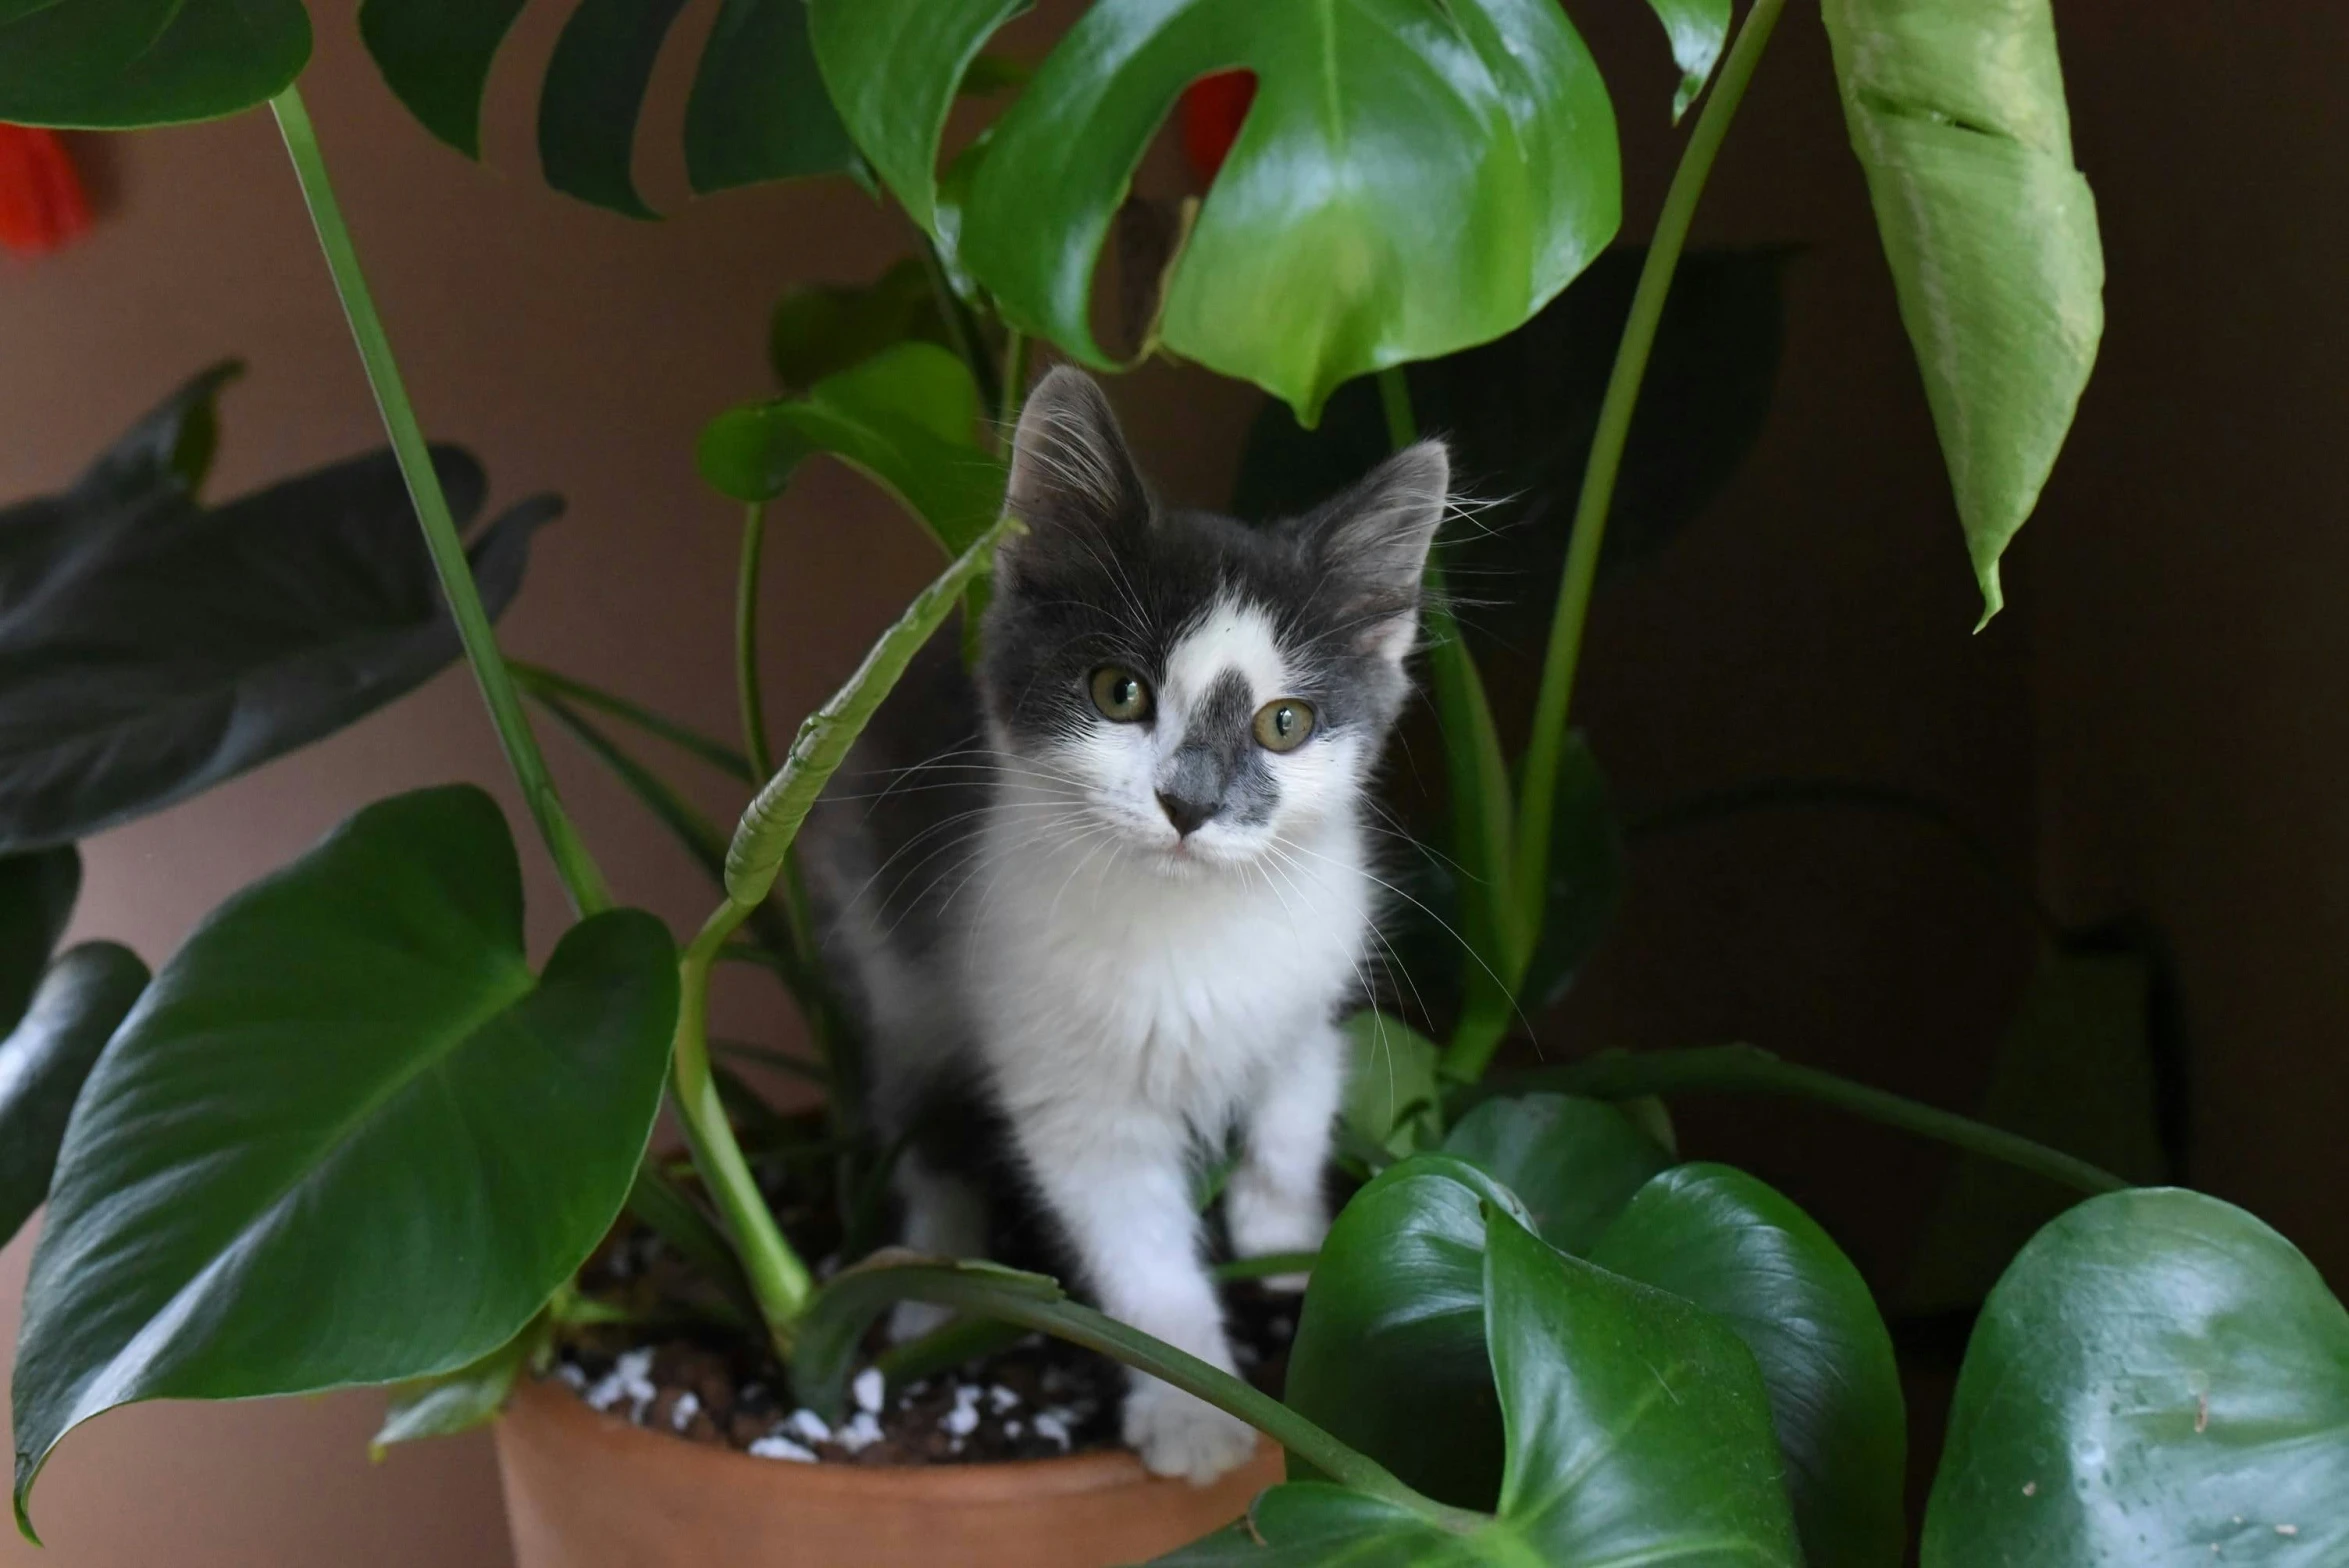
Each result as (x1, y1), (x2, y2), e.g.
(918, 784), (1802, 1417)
(965, 811), (1372, 1122)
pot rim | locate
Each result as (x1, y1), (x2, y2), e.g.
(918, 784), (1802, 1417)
(504, 1375), (1274, 1505)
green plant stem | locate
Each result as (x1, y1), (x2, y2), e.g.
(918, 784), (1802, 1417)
(849, 1266), (1475, 1529)
(1461, 1044), (2127, 1196)
(673, 905), (815, 1349)
(511, 661), (751, 780)
(270, 84), (609, 918)
(997, 328), (1030, 452)
(1505, 0), (1787, 1001)
(736, 501), (778, 781)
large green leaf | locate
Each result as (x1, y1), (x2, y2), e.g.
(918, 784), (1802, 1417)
(1340, 1010), (1444, 1161)
(0, 944), (149, 1253)
(1285, 1156), (1529, 1509)
(359, 0), (854, 215)
(1645, 0), (1732, 122)
(697, 342), (1006, 555)
(1822, 0), (2103, 624)
(10, 786), (678, 1539)
(0, 848), (80, 1034)
(1925, 1189), (2349, 1567)
(1233, 247), (1788, 645)
(812, 0), (1621, 423)
(1440, 1092), (1670, 1255)
(0, 0), (309, 129)
(0, 365), (556, 855)
(1593, 1164), (1906, 1568)
(1188, 1187), (1799, 1565)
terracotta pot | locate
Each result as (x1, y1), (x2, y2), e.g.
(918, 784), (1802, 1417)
(496, 1378), (1285, 1568)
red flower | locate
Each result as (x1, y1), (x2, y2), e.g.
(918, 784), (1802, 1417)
(0, 125), (92, 258)
(1179, 71), (1257, 185)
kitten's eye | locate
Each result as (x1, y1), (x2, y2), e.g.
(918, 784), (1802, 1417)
(1253, 698), (1316, 752)
(1089, 666), (1153, 722)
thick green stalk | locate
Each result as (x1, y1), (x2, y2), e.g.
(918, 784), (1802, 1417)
(1507, 0), (1788, 961)
(673, 905), (815, 1349)
(736, 501), (777, 780)
(270, 85), (609, 917)
(1461, 1044), (2127, 1196)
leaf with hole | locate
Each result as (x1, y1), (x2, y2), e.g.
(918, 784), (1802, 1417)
(359, 0), (855, 216)
(0, 0), (309, 129)
(1924, 1188), (2349, 1566)
(0, 365), (556, 855)
(1822, 0), (2103, 623)
(812, 0), (1621, 423)
(9, 786), (677, 1539)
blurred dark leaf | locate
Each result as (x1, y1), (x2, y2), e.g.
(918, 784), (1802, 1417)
(0, 942), (149, 1252)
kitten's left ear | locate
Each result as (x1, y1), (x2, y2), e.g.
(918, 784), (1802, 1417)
(1302, 439), (1450, 662)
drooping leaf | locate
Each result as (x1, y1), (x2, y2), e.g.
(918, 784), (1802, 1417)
(0, 943), (149, 1252)
(1593, 1164), (1906, 1568)
(812, 0), (1621, 423)
(1441, 1093), (1670, 1256)
(1206, 1175), (1799, 1565)
(769, 258), (955, 394)
(1822, 0), (2103, 624)
(359, 0), (854, 215)
(0, 848), (80, 1033)
(1233, 247), (1788, 645)
(1644, 0), (1732, 122)
(1340, 1011), (1444, 1162)
(0, 366), (556, 855)
(697, 342), (1006, 555)
(357, 0), (525, 160)
(0, 0), (309, 129)
(1285, 1156), (1529, 1509)
(1515, 733), (1625, 1013)
(372, 1316), (546, 1454)
(724, 513), (1016, 908)
(685, 0), (862, 195)
(1925, 1188), (2349, 1567)
(10, 786), (677, 1538)
(1904, 932), (2172, 1315)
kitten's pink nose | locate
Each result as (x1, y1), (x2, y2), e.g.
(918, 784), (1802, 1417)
(1156, 789), (1219, 837)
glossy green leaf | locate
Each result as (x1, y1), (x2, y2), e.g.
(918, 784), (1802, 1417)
(1441, 1092), (1670, 1255)
(0, 848), (80, 1034)
(1904, 934), (2170, 1314)
(0, 0), (309, 129)
(0, 944), (149, 1253)
(1925, 1188), (2349, 1566)
(1594, 1164), (1906, 1568)
(1515, 733), (1625, 1013)
(769, 258), (955, 393)
(10, 787), (678, 1538)
(356, 0), (523, 159)
(1647, 0), (1732, 121)
(696, 342), (1005, 555)
(1211, 1184), (1799, 1565)
(1286, 1156), (1529, 1509)
(724, 512), (1015, 908)
(372, 1317), (545, 1454)
(0, 367), (556, 856)
(1822, 0), (2103, 624)
(813, 0), (1621, 423)
(360, 0), (852, 214)
(1233, 248), (1788, 645)
(685, 0), (860, 194)
(1341, 1011), (1444, 1160)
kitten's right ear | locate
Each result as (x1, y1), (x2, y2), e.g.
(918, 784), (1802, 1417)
(1003, 366), (1149, 541)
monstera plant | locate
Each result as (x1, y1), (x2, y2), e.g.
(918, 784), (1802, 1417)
(3, 2), (2340, 1566)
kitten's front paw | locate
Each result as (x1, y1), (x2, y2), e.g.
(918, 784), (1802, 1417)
(1123, 1380), (1259, 1485)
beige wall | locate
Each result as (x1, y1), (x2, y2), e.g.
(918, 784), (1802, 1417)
(0, 2), (2336, 1562)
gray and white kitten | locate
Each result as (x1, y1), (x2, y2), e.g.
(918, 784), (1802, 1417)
(804, 367), (1446, 1484)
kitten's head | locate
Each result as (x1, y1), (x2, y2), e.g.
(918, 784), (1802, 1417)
(979, 366), (1447, 872)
